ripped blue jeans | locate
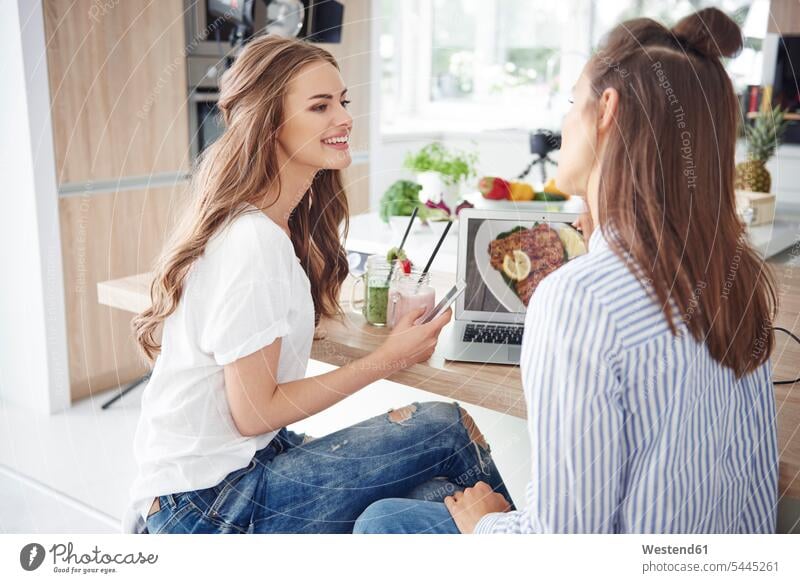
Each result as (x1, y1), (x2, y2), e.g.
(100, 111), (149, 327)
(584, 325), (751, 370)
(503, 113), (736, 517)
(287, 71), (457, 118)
(145, 401), (513, 534)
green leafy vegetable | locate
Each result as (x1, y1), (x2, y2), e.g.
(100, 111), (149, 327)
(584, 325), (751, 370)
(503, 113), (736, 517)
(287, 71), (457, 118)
(379, 180), (429, 223)
(403, 142), (478, 186)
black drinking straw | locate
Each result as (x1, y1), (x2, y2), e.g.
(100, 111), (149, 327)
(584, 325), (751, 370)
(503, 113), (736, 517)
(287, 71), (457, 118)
(385, 206), (418, 285)
(416, 219), (452, 292)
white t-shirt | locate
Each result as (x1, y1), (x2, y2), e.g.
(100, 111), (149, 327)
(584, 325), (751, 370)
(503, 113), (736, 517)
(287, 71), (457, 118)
(121, 206), (315, 534)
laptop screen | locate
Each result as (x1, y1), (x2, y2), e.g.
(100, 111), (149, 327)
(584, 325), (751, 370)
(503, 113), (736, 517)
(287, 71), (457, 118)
(461, 216), (586, 319)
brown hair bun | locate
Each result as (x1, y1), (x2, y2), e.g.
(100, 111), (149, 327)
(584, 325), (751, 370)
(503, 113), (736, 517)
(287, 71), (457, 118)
(672, 7), (743, 59)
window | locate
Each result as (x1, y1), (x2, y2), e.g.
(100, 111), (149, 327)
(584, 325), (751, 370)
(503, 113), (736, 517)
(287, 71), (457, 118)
(380, 0), (585, 132)
(379, 0), (762, 134)
(592, 0), (763, 93)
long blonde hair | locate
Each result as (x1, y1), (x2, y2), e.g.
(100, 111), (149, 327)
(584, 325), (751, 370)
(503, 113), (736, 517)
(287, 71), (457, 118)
(133, 35), (350, 361)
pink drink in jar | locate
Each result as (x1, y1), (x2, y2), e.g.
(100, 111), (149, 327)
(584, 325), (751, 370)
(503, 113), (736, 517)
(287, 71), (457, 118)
(388, 271), (435, 328)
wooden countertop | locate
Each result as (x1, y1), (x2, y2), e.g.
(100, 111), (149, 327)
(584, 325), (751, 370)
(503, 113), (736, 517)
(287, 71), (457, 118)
(769, 261), (800, 502)
(98, 263), (799, 499)
(312, 271), (525, 417)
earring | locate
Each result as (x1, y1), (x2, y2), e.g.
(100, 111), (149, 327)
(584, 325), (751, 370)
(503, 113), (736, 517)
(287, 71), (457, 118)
(308, 186), (313, 209)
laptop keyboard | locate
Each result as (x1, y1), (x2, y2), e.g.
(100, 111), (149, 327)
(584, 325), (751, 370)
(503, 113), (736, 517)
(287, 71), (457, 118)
(463, 323), (524, 345)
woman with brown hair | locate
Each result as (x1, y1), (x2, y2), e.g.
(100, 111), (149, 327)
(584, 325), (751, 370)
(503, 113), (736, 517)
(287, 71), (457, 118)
(356, 7), (779, 534)
(122, 35), (511, 534)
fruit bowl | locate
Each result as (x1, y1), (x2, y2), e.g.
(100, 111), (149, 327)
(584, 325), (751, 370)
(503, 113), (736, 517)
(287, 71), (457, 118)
(464, 191), (587, 213)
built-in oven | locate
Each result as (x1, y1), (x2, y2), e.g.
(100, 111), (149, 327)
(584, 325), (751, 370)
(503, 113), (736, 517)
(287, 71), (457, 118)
(187, 55), (228, 161)
(185, 0), (269, 58)
(184, 0), (345, 161)
(185, 0), (343, 56)
(185, 0), (250, 160)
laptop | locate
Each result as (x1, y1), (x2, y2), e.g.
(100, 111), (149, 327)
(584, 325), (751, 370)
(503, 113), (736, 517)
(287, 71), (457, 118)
(440, 208), (582, 365)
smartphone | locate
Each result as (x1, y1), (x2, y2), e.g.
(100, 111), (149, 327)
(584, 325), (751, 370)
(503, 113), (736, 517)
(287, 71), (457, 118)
(418, 281), (466, 325)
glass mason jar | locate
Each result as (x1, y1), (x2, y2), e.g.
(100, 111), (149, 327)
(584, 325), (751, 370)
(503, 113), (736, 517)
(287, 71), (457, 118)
(387, 269), (436, 329)
(349, 255), (393, 326)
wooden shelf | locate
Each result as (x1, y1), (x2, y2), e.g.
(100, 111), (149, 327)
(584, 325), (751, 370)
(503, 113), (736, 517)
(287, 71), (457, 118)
(746, 111), (800, 121)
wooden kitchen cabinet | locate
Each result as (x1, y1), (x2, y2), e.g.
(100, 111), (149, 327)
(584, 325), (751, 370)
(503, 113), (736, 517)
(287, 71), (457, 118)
(342, 163), (371, 216)
(322, 0), (372, 215)
(59, 184), (189, 400)
(44, 0), (189, 184)
(768, 0), (800, 34)
(44, 0), (190, 401)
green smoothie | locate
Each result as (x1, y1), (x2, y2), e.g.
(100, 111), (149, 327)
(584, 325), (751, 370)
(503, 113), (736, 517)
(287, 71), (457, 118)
(365, 283), (389, 325)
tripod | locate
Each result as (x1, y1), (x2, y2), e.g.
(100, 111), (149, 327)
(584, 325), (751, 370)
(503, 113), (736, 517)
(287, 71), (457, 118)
(517, 129), (561, 184)
(516, 152), (559, 184)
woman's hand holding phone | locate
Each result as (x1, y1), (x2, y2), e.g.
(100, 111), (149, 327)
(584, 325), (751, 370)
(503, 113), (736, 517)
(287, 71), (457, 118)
(375, 307), (452, 370)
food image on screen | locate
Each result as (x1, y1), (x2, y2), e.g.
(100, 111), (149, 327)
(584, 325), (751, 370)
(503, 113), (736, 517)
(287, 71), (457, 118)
(488, 223), (565, 307)
(464, 218), (587, 314)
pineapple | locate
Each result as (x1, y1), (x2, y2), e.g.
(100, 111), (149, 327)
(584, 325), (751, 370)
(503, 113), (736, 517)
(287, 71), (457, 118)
(735, 106), (790, 193)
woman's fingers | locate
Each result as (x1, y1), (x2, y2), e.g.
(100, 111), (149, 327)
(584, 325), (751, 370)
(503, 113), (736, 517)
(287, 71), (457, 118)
(433, 307), (452, 328)
(401, 307), (427, 326)
(394, 307), (427, 331)
(422, 307), (452, 334)
(473, 481), (490, 493)
(385, 304), (452, 366)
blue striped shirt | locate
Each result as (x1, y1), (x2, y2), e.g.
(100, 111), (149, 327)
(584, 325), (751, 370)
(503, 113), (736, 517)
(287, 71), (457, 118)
(474, 227), (778, 533)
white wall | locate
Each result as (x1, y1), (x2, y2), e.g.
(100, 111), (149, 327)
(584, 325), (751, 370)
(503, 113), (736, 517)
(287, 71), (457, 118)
(0, 0), (70, 413)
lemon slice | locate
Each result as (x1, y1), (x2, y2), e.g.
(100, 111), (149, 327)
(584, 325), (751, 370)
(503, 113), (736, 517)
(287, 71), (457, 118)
(558, 227), (587, 259)
(502, 250), (531, 281)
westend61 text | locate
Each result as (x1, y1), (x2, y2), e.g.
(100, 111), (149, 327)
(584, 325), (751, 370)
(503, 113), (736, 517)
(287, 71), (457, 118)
(642, 544), (708, 555)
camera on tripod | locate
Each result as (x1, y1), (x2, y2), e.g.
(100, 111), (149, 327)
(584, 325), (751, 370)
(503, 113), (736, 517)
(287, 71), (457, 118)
(518, 129), (561, 184)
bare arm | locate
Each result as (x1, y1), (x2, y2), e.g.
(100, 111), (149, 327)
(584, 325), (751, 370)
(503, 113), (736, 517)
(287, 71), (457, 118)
(224, 306), (452, 437)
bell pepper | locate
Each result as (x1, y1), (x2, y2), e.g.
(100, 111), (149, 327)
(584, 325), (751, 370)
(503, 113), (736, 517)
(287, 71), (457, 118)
(479, 176), (511, 200)
(508, 181), (535, 201)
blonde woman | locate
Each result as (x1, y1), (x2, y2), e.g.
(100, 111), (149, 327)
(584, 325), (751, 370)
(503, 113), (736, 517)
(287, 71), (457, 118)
(122, 35), (510, 534)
